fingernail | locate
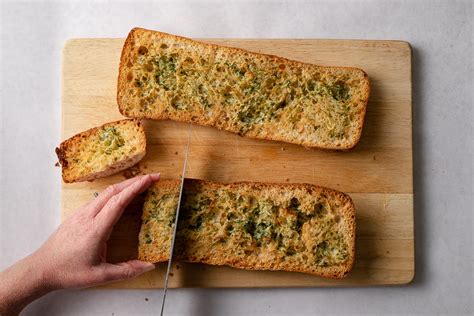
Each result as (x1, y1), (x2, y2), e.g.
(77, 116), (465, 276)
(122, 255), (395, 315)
(149, 173), (160, 180)
(143, 262), (155, 272)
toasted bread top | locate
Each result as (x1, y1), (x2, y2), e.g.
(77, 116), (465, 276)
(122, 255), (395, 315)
(118, 28), (370, 150)
(56, 119), (146, 183)
(139, 179), (355, 278)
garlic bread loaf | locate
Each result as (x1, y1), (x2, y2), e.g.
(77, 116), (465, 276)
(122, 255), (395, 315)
(118, 28), (370, 150)
(138, 179), (356, 278)
(56, 119), (146, 183)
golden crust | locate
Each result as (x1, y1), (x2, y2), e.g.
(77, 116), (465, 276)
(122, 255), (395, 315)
(118, 28), (370, 150)
(138, 179), (356, 279)
(56, 119), (146, 183)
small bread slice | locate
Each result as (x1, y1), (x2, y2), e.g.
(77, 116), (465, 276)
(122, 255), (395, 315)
(138, 179), (356, 278)
(56, 119), (146, 183)
(118, 28), (370, 150)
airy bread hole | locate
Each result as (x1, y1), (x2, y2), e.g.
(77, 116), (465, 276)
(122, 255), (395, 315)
(139, 99), (148, 107)
(144, 63), (153, 72)
(314, 203), (327, 216)
(334, 215), (341, 223)
(160, 43), (169, 49)
(138, 46), (148, 55)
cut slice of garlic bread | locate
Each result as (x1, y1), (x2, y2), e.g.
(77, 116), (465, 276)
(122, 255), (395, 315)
(118, 28), (370, 150)
(138, 179), (356, 278)
(56, 119), (146, 183)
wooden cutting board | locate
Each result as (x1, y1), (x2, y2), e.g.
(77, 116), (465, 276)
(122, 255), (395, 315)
(61, 38), (413, 287)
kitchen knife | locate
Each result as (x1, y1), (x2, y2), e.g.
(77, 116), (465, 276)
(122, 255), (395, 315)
(160, 123), (192, 315)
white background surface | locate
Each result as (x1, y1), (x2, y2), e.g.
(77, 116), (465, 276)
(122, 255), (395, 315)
(0, 0), (472, 315)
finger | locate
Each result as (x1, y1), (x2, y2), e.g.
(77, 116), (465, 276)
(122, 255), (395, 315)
(95, 174), (157, 234)
(89, 173), (160, 216)
(96, 260), (155, 283)
(87, 173), (160, 217)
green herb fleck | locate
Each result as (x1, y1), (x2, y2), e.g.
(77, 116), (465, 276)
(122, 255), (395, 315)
(99, 127), (125, 153)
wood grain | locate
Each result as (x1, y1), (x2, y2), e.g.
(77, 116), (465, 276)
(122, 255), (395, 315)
(61, 38), (413, 287)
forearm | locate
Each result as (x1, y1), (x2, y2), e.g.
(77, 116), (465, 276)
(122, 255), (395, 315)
(0, 253), (55, 316)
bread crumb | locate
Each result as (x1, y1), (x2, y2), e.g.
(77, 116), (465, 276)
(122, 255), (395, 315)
(286, 178), (290, 182)
(55, 162), (60, 167)
(169, 273), (174, 277)
(175, 151), (179, 155)
(123, 164), (141, 179)
(145, 298), (149, 301)
(176, 264), (180, 270)
(281, 147), (285, 151)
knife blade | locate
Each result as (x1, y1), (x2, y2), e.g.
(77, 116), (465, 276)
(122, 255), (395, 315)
(160, 123), (192, 315)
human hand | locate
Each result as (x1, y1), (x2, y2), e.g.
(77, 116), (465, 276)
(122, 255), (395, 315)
(37, 173), (160, 289)
(0, 173), (160, 315)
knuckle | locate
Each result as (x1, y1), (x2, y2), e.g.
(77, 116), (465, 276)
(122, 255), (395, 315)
(123, 267), (136, 279)
(104, 184), (118, 196)
(93, 269), (109, 283)
(109, 194), (123, 207)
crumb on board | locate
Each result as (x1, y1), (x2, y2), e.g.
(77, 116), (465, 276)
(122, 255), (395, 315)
(175, 151), (178, 155)
(123, 164), (141, 179)
(169, 273), (174, 277)
(176, 264), (180, 270)
(55, 162), (60, 167)
(145, 298), (149, 301)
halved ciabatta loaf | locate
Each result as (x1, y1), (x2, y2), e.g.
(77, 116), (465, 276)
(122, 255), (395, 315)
(56, 119), (146, 183)
(118, 28), (370, 150)
(138, 179), (356, 278)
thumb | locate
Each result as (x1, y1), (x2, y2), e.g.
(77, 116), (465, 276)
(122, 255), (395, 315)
(99, 260), (155, 282)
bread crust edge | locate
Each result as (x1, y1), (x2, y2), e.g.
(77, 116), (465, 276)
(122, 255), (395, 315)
(139, 179), (356, 279)
(56, 119), (146, 183)
(117, 27), (370, 150)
